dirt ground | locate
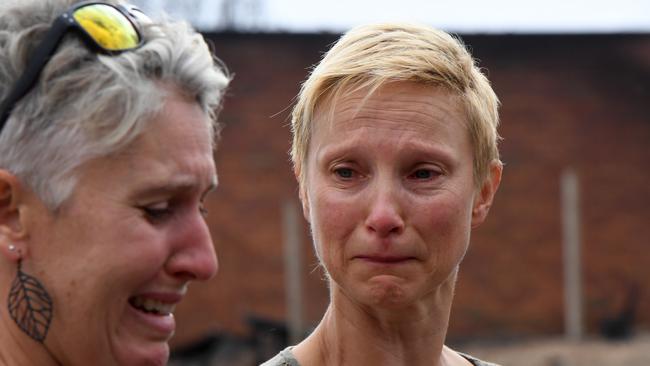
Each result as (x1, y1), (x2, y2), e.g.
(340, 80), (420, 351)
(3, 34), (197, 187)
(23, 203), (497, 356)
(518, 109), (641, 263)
(461, 333), (650, 366)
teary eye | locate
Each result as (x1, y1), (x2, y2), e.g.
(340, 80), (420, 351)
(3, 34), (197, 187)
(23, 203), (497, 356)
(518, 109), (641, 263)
(413, 169), (432, 179)
(409, 168), (441, 180)
(141, 201), (172, 222)
(334, 167), (354, 179)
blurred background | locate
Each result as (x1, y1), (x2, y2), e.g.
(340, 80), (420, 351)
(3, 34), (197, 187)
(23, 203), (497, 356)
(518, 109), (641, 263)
(133, 1), (650, 365)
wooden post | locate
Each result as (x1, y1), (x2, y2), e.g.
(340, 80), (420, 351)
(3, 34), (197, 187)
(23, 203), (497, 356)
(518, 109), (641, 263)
(283, 200), (303, 343)
(561, 168), (583, 341)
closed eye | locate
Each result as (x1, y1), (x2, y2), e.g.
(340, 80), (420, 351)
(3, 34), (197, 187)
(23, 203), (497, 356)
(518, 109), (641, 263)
(141, 201), (173, 223)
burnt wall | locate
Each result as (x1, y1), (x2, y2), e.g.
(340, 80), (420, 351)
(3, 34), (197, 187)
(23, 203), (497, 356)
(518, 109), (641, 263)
(170, 33), (650, 347)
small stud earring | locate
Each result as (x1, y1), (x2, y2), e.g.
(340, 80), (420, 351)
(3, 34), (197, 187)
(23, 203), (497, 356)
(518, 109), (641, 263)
(8, 244), (16, 252)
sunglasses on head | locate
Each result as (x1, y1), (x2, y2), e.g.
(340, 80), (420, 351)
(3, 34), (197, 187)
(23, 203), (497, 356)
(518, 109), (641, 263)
(0, 1), (150, 133)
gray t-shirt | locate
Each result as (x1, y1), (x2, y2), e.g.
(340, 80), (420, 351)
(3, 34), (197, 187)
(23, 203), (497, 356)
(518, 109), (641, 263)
(261, 347), (500, 366)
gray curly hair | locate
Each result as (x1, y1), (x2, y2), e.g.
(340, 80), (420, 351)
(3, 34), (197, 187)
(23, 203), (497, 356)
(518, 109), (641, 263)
(0, 0), (230, 209)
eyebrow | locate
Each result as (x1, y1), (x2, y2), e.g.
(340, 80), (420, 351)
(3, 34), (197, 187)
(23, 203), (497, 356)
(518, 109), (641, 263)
(131, 175), (218, 200)
(317, 138), (455, 163)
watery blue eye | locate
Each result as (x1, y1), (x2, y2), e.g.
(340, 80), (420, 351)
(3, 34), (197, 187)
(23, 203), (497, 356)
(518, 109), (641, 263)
(335, 168), (354, 179)
(414, 170), (432, 179)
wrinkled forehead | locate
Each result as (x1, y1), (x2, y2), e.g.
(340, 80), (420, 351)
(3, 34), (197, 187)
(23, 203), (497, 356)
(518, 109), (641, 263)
(311, 81), (468, 137)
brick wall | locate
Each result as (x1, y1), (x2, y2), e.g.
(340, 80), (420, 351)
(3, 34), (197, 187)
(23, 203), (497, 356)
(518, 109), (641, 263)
(170, 33), (650, 347)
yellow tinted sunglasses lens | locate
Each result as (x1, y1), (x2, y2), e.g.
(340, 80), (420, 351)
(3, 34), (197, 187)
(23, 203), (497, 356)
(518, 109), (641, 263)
(73, 4), (139, 51)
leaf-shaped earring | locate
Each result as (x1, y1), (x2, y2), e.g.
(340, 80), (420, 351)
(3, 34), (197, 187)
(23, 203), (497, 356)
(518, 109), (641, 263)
(7, 260), (53, 342)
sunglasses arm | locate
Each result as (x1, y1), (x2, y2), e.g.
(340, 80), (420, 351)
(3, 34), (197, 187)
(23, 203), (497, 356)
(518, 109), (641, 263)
(0, 16), (71, 130)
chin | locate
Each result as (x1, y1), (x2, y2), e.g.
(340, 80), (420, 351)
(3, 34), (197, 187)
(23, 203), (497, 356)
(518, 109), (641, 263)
(115, 342), (170, 366)
(362, 276), (419, 308)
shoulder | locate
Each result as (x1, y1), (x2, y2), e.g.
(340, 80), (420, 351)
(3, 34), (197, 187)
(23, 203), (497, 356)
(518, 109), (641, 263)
(260, 347), (301, 366)
(458, 352), (501, 366)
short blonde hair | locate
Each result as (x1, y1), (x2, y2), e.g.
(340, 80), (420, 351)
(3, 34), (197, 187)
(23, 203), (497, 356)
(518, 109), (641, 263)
(291, 23), (500, 187)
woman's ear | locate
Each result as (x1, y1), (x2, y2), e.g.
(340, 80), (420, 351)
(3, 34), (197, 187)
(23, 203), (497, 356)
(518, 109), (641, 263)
(0, 170), (29, 262)
(471, 160), (503, 228)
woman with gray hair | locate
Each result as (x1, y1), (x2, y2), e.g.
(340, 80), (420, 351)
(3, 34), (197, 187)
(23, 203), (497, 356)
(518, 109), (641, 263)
(0, 0), (229, 364)
(263, 23), (502, 366)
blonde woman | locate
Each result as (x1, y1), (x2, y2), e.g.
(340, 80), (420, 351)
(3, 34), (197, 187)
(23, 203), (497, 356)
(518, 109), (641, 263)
(263, 23), (502, 366)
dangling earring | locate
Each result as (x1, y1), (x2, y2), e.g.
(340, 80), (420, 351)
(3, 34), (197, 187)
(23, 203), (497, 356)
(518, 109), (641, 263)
(7, 253), (53, 343)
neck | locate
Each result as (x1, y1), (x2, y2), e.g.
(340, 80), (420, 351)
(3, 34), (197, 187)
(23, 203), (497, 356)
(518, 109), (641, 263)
(0, 280), (58, 366)
(295, 273), (463, 366)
